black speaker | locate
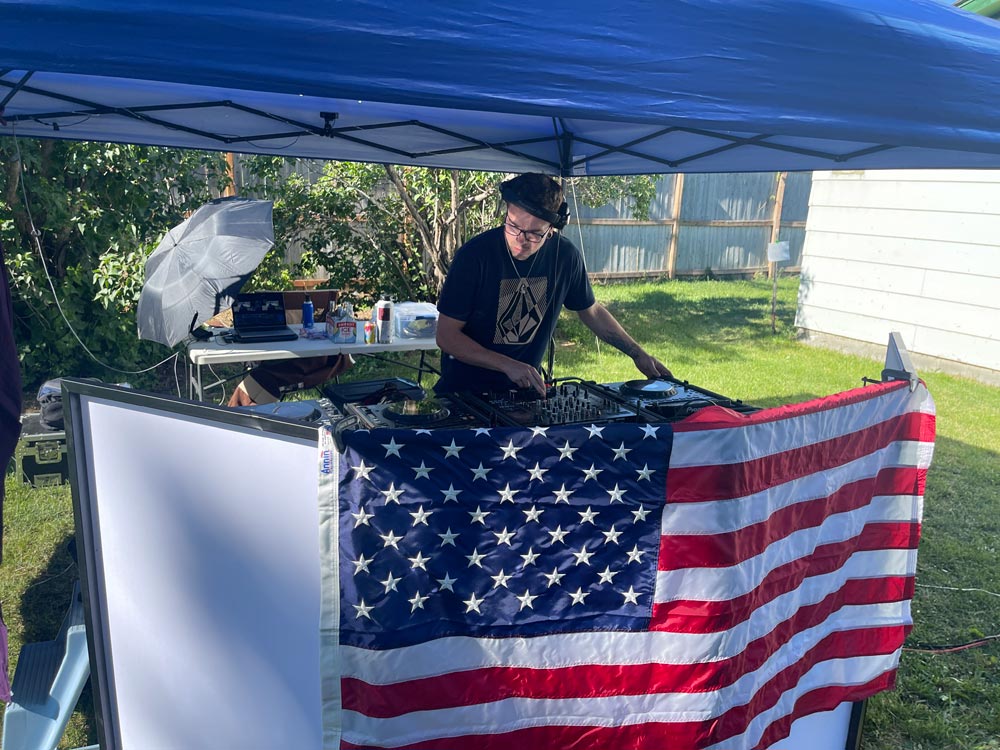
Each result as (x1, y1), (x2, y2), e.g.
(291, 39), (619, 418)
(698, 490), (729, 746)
(500, 178), (570, 230)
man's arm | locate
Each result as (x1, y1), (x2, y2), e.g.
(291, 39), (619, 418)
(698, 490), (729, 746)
(576, 302), (672, 379)
(436, 314), (547, 394)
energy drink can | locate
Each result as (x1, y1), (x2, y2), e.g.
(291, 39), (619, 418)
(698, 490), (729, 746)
(364, 321), (376, 344)
(375, 296), (394, 344)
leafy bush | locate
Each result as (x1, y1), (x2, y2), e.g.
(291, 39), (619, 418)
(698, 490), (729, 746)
(1, 140), (230, 390)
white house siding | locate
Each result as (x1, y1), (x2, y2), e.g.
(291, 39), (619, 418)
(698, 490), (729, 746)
(796, 170), (1000, 377)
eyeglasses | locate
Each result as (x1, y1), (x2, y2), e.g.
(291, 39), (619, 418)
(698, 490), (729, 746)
(504, 219), (550, 244)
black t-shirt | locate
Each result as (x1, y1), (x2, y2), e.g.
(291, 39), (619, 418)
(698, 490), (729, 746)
(435, 226), (595, 393)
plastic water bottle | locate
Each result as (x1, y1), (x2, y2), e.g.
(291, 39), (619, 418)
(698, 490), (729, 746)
(302, 293), (315, 329)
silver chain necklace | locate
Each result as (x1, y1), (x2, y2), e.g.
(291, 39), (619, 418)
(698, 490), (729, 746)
(507, 244), (542, 296)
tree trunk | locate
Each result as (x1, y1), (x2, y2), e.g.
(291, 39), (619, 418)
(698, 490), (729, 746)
(2, 157), (31, 241)
(383, 164), (450, 295)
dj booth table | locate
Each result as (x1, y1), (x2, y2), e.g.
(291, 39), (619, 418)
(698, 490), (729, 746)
(53, 360), (933, 750)
(185, 327), (439, 401)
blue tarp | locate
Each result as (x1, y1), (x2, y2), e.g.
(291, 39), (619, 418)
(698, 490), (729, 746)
(3, 0), (1000, 174)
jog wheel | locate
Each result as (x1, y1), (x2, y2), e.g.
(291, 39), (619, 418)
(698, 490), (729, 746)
(384, 398), (451, 425)
(235, 401), (325, 423)
(620, 378), (678, 400)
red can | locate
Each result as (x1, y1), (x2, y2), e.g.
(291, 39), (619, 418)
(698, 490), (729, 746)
(363, 321), (376, 344)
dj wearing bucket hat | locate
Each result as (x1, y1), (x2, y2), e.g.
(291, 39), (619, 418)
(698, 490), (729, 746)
(435, 173), (671, 396)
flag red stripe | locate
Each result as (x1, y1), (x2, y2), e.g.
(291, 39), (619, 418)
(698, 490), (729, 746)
(659, 467), (925, 570)
(341, 611), (908, 719)
(667, 411), (931, 503)
(340, 540), (916, 721)
(652, 572), (917, 638)
(709, 627), (905, 746)
(652, 522), (920, 631)
(340, 720), (708, 750)
(672, 380), (911, 433)
(752, 674), (896, 750)
(341, 628), (903, 749)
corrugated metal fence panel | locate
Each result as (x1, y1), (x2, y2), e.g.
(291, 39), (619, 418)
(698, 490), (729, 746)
(649, 174), (677, 221)
(573, 173), (811, 276)
(674, 173), (775, 274)
(777, 226), (806, 268)
(569, 224), (670, 275)
(772, 172), (810, 268)
(569, 174), (677, 274)
(673, 172), (810, 274)
(781, 172), (812, 222)
(676, 225), (773, 274)
(680, 173), (775, 221)
(648, 175), (677, 221)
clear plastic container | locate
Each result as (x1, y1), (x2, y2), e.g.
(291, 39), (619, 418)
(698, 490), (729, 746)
(393, 302), (439, 339)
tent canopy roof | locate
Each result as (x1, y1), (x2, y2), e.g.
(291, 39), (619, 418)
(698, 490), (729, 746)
(3, 0), (1000, 174)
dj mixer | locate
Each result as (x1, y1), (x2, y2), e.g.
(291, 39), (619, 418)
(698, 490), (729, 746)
(335, 376), (756, 431)
(458, 379), (663, 427)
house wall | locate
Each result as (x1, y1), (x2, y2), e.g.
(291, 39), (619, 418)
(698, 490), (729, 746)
(796, 169), (1000, 376)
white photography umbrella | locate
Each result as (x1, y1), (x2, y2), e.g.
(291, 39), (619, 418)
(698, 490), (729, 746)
(137, 197), (274, 347)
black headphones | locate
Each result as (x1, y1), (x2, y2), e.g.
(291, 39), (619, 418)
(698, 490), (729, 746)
(500, 178), (570, 230)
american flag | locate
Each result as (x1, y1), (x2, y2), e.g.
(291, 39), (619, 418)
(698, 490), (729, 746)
(319, 380), (935, 749)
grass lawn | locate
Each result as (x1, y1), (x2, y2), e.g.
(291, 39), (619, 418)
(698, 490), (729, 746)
(2, 276), (998, 749)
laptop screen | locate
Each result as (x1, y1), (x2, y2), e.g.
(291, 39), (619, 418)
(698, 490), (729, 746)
(232, 293), (287, 329)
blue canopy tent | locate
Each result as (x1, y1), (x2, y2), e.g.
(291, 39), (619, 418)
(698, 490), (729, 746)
(3, 0), (1000, 175)
(1, 2), (999, 749)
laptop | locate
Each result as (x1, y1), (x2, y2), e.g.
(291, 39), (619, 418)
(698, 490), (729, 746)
(231, 292), (299, 343)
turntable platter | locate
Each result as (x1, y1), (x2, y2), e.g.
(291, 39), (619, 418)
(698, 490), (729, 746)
(235, 400), (325, 422)
(621, 378), (679, 399)
(384, 398), (451, 425)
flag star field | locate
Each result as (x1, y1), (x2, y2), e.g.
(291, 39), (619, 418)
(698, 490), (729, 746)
(338, 423), (672, 648)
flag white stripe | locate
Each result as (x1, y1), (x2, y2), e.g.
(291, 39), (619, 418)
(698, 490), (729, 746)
(319, 438), (343, 749)
(657, 502), (917, 602)
(661, 440), (928, 534)
(867, 494), (924, 523)
(340, 596), (909, 684)
(655, 552), (914, 650)
(670, 386), (933, 468)
(707, 651), (904, 750)
(341, 652), (900, 748)
(664, 492), (924, 538)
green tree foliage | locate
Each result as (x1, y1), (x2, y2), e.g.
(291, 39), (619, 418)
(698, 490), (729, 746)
(237, 160), (503, 306)
(1, 138), (659, 392)
(1, 139), (230, 389)
(584, 175), (657, 219)
(238, 158), (660, 308)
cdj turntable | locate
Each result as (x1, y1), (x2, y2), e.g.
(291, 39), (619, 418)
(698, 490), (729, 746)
(597, 377), (757, 421)
(234, 397), (344, 425)
(343, 395), (485, 430)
